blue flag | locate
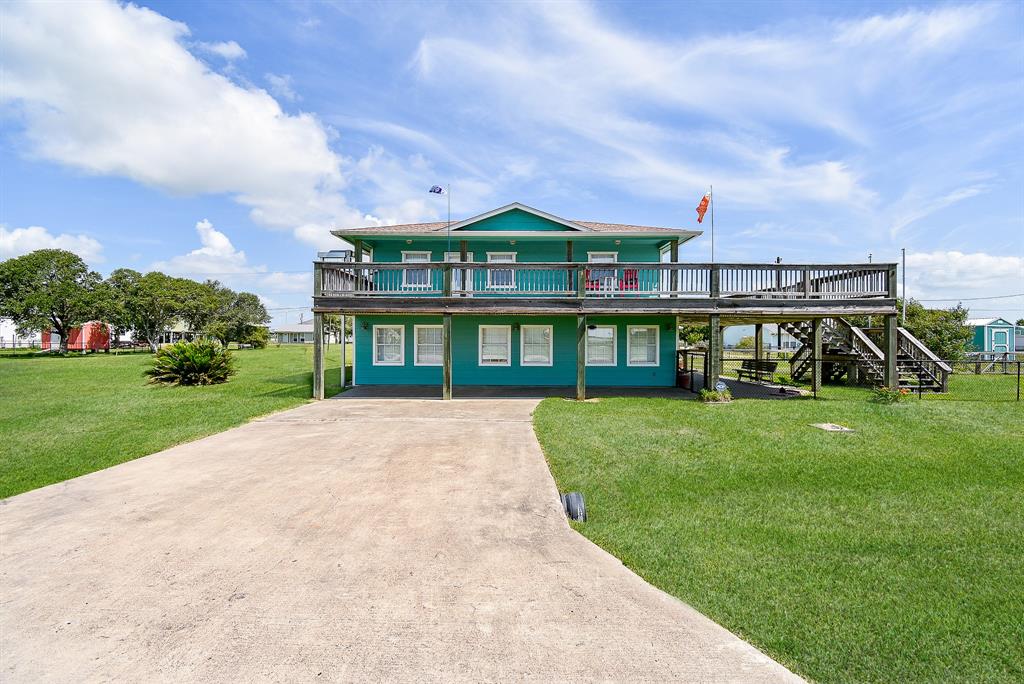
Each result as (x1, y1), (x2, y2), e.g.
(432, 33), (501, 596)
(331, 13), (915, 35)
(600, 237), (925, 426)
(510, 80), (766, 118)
(428, 185), (446, 195)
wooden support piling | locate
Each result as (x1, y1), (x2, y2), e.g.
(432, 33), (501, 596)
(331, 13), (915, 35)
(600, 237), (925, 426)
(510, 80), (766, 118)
(576, 314), (586, 400)
(443, 313), (453, 400)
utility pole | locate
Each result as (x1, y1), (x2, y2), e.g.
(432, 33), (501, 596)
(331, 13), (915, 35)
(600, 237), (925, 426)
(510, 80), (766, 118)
(901, 248), (907, 325)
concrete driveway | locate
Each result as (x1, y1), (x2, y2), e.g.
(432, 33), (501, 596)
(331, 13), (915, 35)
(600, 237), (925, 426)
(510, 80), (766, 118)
(1, 398), (801, 682)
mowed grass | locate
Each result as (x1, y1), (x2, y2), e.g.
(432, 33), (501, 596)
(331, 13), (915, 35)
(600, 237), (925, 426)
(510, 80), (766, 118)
(533, 396), (1024, 683)
(0, 345), (348, 498)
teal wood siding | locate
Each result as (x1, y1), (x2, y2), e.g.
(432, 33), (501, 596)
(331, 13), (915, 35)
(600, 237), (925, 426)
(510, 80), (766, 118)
(455, 208), (573, 231)
(369, 238), (666, 263)
(354, 314), (677, 386)
(972, 326), (985, 351)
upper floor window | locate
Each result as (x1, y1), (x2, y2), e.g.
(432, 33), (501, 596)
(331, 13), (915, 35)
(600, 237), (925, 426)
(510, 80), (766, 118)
(487, 252), (516, 289)
(402, 251), (431, 288)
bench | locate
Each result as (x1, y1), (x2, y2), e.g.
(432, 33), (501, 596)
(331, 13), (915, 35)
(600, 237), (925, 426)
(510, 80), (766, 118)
(735, 359), (778, 383)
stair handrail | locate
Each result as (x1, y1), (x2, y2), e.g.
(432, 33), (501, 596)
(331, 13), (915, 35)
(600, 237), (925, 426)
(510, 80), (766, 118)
(897, 327), (951, 394)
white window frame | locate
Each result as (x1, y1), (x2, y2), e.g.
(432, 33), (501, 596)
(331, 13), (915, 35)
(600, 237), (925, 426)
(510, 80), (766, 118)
(585, 325), (617, 367)
(486, 252), (517, 289)
(627, 325), (660, 367)
(401, 251), (432, 289)
(520, 324), (553, 367)
(587, 252), (618, 289)
(478, 324), (512, 366)
(372, 324), (405, 366)
(413, 324), (443, 366)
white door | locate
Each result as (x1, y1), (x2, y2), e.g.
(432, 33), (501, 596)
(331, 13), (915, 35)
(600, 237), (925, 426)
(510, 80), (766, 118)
(444, 251), (474, 292)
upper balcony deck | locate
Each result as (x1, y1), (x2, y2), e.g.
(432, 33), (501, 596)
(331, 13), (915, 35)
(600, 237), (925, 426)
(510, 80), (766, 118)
(313, 260), (898, 320)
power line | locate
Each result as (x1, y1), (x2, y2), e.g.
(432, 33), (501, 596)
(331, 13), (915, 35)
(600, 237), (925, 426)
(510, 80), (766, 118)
(917, 293), (1024, 302)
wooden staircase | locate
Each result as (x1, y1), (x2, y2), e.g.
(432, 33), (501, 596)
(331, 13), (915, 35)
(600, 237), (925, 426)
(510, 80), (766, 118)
(781, 318), (950, 392)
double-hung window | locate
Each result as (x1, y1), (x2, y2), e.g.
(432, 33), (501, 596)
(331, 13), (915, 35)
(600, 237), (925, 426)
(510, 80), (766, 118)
(585, 325), (616, 366)
(402, 251), (431, 289)
(520, 325), (553, 366)
(487, 252), (516, 289)
(479, 325), (511, 366)
(414, 325), (443, 366)
(373, 325), (404, 365)
(627, 325), (659, 366)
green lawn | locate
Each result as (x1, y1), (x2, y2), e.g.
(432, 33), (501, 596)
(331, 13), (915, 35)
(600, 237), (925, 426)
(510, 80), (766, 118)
(534, 396), (1024, 683)
(0, 345), (348, 498)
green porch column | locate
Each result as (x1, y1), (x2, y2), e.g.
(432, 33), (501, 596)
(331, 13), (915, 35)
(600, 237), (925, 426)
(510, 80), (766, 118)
(313, 311), (325, 400)
(811, 318), (822, 395)
(443, 313), (453, 400)
(883, 314), (898, 389)
(707, 314), (722, 390)
(577, 314), (586, 400)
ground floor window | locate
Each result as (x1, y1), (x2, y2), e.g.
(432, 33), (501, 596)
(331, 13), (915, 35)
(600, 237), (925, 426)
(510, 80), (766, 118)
(627, 325), (659, 366)
(520, 325), (553, 366)
(373, 325), (404, 365)
(414, 325), (443, 366)
(586, 325), (616, 366)
(479, 325), (511, 366)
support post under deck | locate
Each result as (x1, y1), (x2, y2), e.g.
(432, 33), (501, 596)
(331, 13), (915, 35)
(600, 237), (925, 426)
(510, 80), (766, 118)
(707, 314), (722, 391)
(577, 314), (586, 400)
(754, 323), (763, 361)
(313, 311), (324, 400)
(443, 313), (453, 400)
(811, 318), (822, 395)
(883, 314), (898, 389)
(340, 314), (347, 388)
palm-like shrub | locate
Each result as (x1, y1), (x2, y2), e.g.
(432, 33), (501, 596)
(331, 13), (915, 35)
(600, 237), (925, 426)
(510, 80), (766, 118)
(145, 339), (237, 386)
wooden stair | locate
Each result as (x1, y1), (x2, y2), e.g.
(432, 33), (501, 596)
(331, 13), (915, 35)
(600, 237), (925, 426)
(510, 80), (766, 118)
(781, 319), (949, 392)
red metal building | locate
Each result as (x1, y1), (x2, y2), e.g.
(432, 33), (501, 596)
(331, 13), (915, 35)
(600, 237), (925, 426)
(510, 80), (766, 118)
(41, 321), (110, 352)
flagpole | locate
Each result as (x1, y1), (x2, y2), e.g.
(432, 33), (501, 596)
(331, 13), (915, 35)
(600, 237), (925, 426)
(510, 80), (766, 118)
(710, 184), (715, 263)
(446, 184), (451, 257)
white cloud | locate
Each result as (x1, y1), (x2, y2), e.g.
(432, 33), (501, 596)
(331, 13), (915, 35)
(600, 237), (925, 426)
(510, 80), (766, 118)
(152, 220), (310, 296)
(0, 0), (367, 247)
(264, 73), (298, 101)
(0, 225), (104, 263)
(905, 251), (1024, 305)
(196, 40), (247, 61)
(412, 1), (1006, 210)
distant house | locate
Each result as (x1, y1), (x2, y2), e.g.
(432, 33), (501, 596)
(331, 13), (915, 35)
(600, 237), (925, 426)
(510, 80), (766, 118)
(154, 321), (196, 345)
(272, 323), (315, 344)
(967, 318), (1016, 356)
(41, 321), (110, 352)
(0, 318), (40, 349)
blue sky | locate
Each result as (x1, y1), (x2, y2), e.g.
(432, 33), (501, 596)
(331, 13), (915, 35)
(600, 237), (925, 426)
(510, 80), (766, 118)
(2, 0), (1022, 325)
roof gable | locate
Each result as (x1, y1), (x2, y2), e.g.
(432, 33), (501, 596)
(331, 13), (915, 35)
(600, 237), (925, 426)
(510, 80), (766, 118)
(968, 317), (1013, 327)
(450, 203), (587, 232)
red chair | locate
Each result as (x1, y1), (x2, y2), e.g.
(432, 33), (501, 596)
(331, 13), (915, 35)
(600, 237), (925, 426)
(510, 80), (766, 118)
(618, 268), (639, 291)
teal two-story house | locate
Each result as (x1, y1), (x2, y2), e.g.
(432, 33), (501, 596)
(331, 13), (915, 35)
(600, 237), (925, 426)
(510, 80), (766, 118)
(310, 202), (900, 399)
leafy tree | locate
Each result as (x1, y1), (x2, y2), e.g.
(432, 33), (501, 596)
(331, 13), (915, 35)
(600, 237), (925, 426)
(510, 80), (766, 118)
(850, 299), (972, 360)
(239, 325), (269, 349)
(735, 335), (756, 349)
(0, 249), (102, 353)
(206, 290), (269, 346)
(178, 279), (230, 334)
(678, 323), (709, 347)
(1017, 318), (1024, 326)
(105, 270), (192, 352)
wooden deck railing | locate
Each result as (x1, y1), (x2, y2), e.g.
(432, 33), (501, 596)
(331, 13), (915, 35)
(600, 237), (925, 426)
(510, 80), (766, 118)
(317, 262), (895, 300)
